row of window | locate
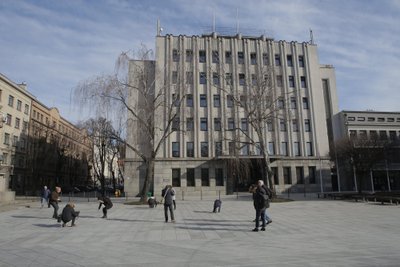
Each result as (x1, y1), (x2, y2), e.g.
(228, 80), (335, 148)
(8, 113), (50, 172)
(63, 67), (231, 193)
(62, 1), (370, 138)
(172, 141), (314, 158)
(170, 166), (317, 188)
(3, 132), (26, 149)
(173, 49), (305, 68)
(4, 114), (28, 132)
(32, 110), (81, 140)
(172, 168), (224, 187)
(347, 116), (400, 123)
(349, 130), (400, 141)
(172, 117), (312, 133)
(174, 94), (309, 109)
(4, 93), (30, 115)
(172, 71), (307, 88)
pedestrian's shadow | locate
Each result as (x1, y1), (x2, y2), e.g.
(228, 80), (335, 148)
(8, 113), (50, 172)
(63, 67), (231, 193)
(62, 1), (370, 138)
(193, 211), (214, 214)
(33, 223), (60, 228)
(12, 215), (50, 220)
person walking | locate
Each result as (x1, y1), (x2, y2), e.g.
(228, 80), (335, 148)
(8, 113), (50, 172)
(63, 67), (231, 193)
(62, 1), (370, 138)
(98, 196), (113, 219)
(49, 186), (61, 219)
(40, 186), (51, 208)
(161, 185), (175, 223)
(261, 183), (273, 225)
(61, 203), (80, 227)
(171, 187), (176, 210)
(252, 180), (267, 232)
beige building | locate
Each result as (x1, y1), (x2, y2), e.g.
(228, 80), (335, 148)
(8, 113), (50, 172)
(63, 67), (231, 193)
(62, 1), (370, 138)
(25, 100), (93, 194)
(333, 110), (400, 191)
(0, 73), (34, 202)
(125, 31), (339, 197)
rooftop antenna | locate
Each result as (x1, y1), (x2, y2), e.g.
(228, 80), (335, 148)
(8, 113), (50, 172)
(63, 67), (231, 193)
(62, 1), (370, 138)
(157, 19), (163, 36)
(212, 11), (216, 33)
(309, 28), (314, 44)
(236, 8), (240, 34)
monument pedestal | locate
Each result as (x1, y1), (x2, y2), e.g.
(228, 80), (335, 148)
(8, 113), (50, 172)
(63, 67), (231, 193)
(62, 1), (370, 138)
(0, 174), (15, 203)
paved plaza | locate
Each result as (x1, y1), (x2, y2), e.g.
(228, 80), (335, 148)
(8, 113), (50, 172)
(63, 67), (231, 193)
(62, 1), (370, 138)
(0, 194), (399, 267)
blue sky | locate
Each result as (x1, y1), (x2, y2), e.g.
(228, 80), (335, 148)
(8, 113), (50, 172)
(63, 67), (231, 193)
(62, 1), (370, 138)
(1, 0), (399, 123)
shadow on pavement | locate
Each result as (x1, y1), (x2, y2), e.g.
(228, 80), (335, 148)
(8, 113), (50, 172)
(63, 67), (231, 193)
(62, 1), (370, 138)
(12, 215), (52, 220)
(33, 223), (61, 228)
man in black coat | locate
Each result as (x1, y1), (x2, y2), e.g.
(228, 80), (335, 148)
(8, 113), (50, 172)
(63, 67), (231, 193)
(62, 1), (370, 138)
(61, 203), (79, 227)
(252, 180), (267, 232)
(161, 185), (175, 223)
(98, 196), (113, 218)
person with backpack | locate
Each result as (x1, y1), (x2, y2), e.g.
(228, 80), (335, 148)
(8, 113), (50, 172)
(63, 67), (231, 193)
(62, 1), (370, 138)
(98, 196), (113, 219)
(161, 185), (175, 223)
(252, 180), (268, 232)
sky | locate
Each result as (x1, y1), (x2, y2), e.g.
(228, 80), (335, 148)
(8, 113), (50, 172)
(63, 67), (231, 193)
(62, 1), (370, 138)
(1, 0), (399, 124)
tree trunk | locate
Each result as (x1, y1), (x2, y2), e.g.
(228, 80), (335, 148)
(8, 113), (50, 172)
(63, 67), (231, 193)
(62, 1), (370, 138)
(139, 158), (154, 203)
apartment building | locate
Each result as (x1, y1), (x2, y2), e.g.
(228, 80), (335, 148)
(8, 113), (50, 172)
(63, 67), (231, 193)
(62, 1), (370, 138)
(25, 100), (93, 194)
(0, 73), (34, 202)
(125, 31), (339, 197)
(333, 110), (400, 191)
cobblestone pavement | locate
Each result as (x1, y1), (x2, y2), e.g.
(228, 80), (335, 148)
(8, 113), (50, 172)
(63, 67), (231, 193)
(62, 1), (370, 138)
(0, 194), (399, 267)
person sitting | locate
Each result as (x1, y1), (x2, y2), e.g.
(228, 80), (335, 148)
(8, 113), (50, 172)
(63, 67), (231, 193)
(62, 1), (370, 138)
(61, 203), (79, 227)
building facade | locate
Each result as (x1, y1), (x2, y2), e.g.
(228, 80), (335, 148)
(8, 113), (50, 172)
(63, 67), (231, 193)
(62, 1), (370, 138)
(125, 32), (339, 197)
(333, 110), (400, 191)
(0, 74), (34, 201)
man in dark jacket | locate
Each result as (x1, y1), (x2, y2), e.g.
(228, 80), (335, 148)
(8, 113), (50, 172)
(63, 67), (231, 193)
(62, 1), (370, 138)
(98, 196), (113, 218)
(161, 185), (175, 223)
(61, 203), (79, 227)
(252, 180), (267, 232)
(49, 187), (61, 219)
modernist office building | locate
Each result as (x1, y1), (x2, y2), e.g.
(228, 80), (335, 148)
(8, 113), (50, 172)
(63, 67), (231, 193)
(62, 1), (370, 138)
(333, 110), (400, 191)
(125, 31), (339, 197)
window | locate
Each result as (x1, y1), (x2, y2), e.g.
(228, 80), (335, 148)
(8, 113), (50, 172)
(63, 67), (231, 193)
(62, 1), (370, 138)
(187, 168), (195, 187)
(272, 167), (279, 185)
(241, 118), (248, 131)
(293, 142), (301, 156)
(6, 114), (11, 126)
(262, 53), (269, 65)
(15, 118), (20, 129)
(24, 104), (29, 114)
(281, 142), (288, 156)
(251, 74), (257, 86)
(225, 51), (232, 64)
(199, 72), (207, 84)
(309, 166), (316, 184)
(296, 167), (304, 184)
(199, 50), (206, 63)
(228, 118), (235, 130)
(240, 95), (247, 107)
(306, 142), (313, 156)
(172, 142), (180, 157)
(275, 54), (281, 66)
(227, 95), (234, 107)
(276, 75), (283, 87)
(172, 117), (180, 131)
(278, 98), (285, 109)
(239, 73), (245, 86)
(172, 49), (179, 62)
(225, 73), (233, 86)
(268, 142), (275, 155)
(298, 55), (304, 67)
(200, 94), (207, 107)
(215, 142), (222, 156)
(4, 133), (10, 145)
(289, 76), (295, 87)
(186, 50), (193, 62)
(201, 142), (208, 157)
(359, 130), (367, 139)
(17, 100), (22, 111)
(213, 94), (221, 107)
(213, 73), (220, 86)
(187, 142), (194, 157)
(240, 144), (249, 155)
(212, 51), (219, 63)
(228, 142), (235, 155)
(214, 118), (221, 131)
(287, 55), (293, 67)
(201, 168), (210, 186)
(389, 131), (397, 141)
(238, 52), (244, 64)
(186, 71), (193, 84)
(379, 131), (387, 140)
(172, 168), (181, 187)
(267, 121), (274, 132)
(283, 167), (292, 184)
(172, 93), (180, 107)
(370, 130), (378, 140)
(200, 118), (208, 131)
(301, 76), (307, 88)
(292, 120), (299, 132)
(303, 97), (309, 109)
(280, 119), (286, 132)
(216, 168), (224, 186)
(255, 143), (261, 155)
(8, 95), (14, 107)
(186, 118), (194, 131)
(186, 94), (193, 107)
(304, 119), (311, 132)
(250, 53), (257, 65)
(290, 97), (297, 109)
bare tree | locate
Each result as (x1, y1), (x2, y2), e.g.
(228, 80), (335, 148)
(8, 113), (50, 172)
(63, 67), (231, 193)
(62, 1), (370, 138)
(74, 46), (183, 202)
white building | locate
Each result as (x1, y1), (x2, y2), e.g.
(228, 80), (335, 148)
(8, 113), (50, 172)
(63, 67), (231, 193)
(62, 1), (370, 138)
(125, 30), (339, 197)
